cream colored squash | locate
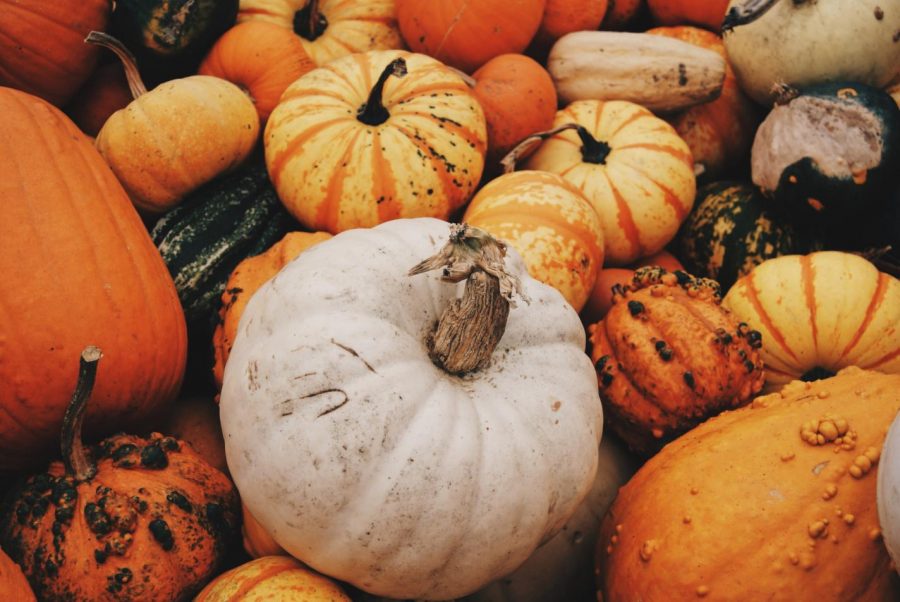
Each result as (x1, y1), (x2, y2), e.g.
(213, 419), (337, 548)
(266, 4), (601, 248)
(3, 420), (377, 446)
(722, 0), (900, 106)
(878, 409), (900, 574)
(219, 218), (603, 600)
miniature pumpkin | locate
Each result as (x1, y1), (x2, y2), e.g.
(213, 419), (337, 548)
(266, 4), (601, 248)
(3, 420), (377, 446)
(750, 82), (900, 245)
(588, 267), (765, 455)
(195, 556), (351, 601)
(675, 181), (803, 291)
(0, 548), (34, 601)
(220, 219), (603, 599)
(397, 0), (546, 73)
(598, 367), (900, 600)
(212, 230), (333, 390)
(879, 409), (900, 575)
(722, 251), (900, 390)
(463, 170), (604, 312)
(0, 348), (240, 601)
(238, 0), (402, 68)
(66, 62), (133, 138)
(0, 0), (110, 106)
(646, 25), (760, 179)
(646, 0), (728, 30)
(265, 51), (487, 233)
(198, 20), (316, 123)
(722, 0), (900, 106)
(91, 32), (259, 215)
(525, 101), (696, 266)
(0, 87), (186, 473)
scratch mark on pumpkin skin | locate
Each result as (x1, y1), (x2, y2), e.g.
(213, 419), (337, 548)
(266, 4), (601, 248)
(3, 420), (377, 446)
(433, 0), (471, 60)
(312, 389), (351, 418)
(331, 339), (377, 373)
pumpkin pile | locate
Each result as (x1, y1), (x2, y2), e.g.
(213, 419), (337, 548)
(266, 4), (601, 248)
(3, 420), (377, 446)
(2, 0), (900, 600)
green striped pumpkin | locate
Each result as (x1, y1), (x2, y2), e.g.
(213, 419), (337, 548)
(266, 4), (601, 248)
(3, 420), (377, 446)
(675, 181), (803, 291)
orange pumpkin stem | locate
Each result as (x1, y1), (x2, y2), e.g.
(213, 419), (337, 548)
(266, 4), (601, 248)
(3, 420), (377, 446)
(294, 0), (327, 41)
(60, 346), (102, 481)
(501, 122), (611, 173)
(357, 57), (408, 126)
(84, 31), (148, 98)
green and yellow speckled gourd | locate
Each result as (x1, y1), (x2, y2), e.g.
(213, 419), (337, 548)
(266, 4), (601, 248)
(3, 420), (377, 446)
(588, 267), (765, 456)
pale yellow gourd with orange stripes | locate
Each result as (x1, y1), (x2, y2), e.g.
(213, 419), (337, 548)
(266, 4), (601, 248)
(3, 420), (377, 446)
(463, 171), (604, 312)
(525, 100), (695, 266)
(194, 556), (350, 601)
(723, 252), (900, 391)
(264, 49), (487, 233)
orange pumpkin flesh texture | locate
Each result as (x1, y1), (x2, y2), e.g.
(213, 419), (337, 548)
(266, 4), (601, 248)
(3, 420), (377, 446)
(0, 87), (186, 473)
(0, 0), (110, 106)
(598, 367), (900, 600)
(397, 0), (547, 73)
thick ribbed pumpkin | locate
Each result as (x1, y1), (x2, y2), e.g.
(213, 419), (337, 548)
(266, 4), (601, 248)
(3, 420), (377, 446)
(0, 87), (186, 473)
(195, 556), (351, 601)
(265, 50), (487, 233)
(588, 267), (764, 455)
(0, 0), (110, 106)
(0, 548), (34, 601)
(646, 0), (728, 30)
(598, 367), (900, 600)
(397, 0), (546, 73)
(463, 171), (604, 312)
(647, 26), (760, 179)
(238, 0), (402, 67)
(723, 251), (900, 391)
(525, 100), (696, 266)
(199, 21), (316, 123)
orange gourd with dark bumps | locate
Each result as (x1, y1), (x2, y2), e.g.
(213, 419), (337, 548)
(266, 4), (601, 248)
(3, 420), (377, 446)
(588, 267), (765, 455)
(598, 367), (900, 600)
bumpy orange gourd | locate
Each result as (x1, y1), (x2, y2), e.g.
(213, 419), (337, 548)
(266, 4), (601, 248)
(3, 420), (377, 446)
(195, 556), (351, 601)
(463, 171), (604, 311)
(647, 26), (760, 179)
(265, 50), (487, 233)
(588, 267), (764, 455)
(723, 251), (900, 391)
(0, 548), (34, 601)
(646, 0), (729, 30)
(0, 87), (186, 473)
(213, 231), (332, 389)
(238, 0), (402, 67)
(397, 0), (547, 73)
(598, 367), (900, 600)
(199, 21), (316, 123)
(0, 0), (109, 106)
(525, 100), (696, 266)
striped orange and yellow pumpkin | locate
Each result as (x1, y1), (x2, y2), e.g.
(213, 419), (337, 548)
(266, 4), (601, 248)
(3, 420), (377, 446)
(238, 0), (402, 67)
(264, 50), (487, 233)
(722, 251), (900, 390)
(525, 100), (695, 266)
(195, 556), (350, 601)
(463, 170), (604, 311)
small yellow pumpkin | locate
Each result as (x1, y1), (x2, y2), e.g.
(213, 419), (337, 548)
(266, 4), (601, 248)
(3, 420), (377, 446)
(195, 555), (351, 601)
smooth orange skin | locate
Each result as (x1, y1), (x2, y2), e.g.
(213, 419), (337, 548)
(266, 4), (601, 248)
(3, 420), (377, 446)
(199, 21), (316, 123)
(397, 0), (547, 73)
(0, 88), (187, 473)
(598, 368), (900, 601)
(66, 62), (133, 137)
(472, 54), (557, 172)
(0, 0), (109, 106)
(195, 556), (351, 601)
(538, 0), (608, 42)
(600, 0), (643, 30)
(647, 26), (761, 178)
(0, 548), (35, 601)
(157, 395), (228, 475)
(646, 0), (729, 31)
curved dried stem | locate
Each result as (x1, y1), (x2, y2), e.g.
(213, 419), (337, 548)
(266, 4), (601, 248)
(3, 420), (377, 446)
(61, 346), (103, 481)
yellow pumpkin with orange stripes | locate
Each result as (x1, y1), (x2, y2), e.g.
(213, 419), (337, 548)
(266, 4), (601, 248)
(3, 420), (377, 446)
(525, 100), (695, 266)
(264, 49), (487, 234)
(723, 251), (900, 391)
(195, 556), (350, 601)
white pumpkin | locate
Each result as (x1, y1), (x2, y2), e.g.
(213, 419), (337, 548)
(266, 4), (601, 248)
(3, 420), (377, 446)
(722, 0), (900, 106)
(219, 218), (603, 600)
(878, 409), (900, 574)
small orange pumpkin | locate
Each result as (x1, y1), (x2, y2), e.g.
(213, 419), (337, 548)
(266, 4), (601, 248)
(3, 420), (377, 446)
(195, 556), (351, 601)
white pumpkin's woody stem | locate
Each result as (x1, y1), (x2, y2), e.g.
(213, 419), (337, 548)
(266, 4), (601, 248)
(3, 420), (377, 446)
(85, 31), (147, 98)
(501, 123), (611, 174)
(409, 224), (528, 374)
(61, 346), (102, 482)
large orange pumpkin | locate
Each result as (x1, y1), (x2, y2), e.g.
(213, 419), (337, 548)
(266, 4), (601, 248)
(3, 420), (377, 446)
(0, 0), (110, 106)
(646, 0), (729, 30)
(265, 50), (487, 233)
(0, 87), (187, 473)
(397, 0), (547, 73)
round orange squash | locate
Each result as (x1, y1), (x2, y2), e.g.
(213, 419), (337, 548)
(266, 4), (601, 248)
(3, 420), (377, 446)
(598, 367), (900, 600)
(0, 548), (34, 601)
(397, 0), (547, 73)
(0, 0), (110, 106)
(646, 0), (729, 30)
(0, 87), (187, 473)
(195, 556), (351, 601)
(525, 101), (696, 266)
(265, 50), (487, 233)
